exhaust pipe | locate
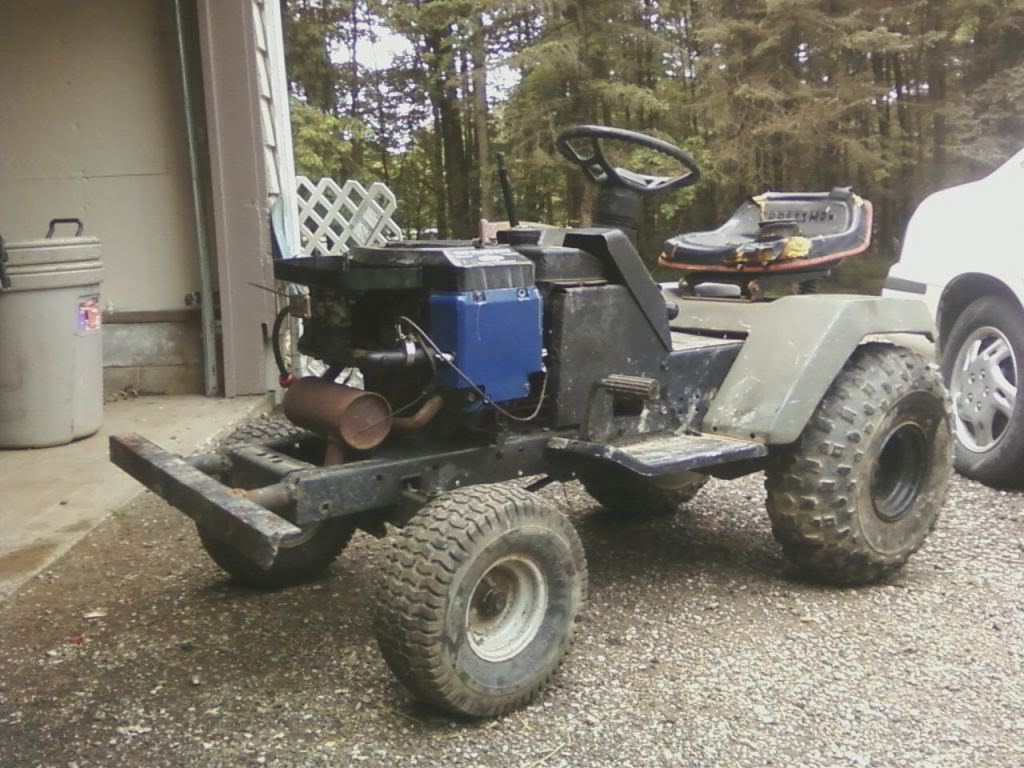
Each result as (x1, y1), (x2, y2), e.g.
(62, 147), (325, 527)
(283, 377), (393, 465)
(282, 379), (444, 465)
(393, 394), (444, 433)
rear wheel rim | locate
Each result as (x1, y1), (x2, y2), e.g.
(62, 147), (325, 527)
(951, 326), (1018, 453)
(466, 555), (548, 663)
(871, 422), (928, 523)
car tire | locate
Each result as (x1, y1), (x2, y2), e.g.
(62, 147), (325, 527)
(940, 294), (1024, 486)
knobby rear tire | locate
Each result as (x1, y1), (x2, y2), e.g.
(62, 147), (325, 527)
(765, 344), (952, 585)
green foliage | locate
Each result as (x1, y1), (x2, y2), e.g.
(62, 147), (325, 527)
(283, 0), (1024, 287)
(291, 97), (361, 179)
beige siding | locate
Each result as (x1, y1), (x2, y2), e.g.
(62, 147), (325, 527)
(252, 1), (281, 198)
(253, 0), (300, 251)
(0, 0), (198, 313)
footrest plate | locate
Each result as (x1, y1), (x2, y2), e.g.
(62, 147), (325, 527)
(548, 432), (767, 477)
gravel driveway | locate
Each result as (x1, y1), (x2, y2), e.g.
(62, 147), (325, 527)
(1, 473), (1022, 768)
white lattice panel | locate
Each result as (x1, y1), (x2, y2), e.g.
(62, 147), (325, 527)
(296, 176), (403, 256)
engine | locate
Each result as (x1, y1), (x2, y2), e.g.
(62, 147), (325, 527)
(283, 243), (545, 411)
(274, 226), (672, 446)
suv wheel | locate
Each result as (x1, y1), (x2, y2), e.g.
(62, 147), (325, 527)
(940, 294), (1024, 486)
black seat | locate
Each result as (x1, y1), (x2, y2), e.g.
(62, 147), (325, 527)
(661, 188), (872, 273)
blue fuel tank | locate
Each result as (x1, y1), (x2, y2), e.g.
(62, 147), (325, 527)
(427, 288), (544, 403)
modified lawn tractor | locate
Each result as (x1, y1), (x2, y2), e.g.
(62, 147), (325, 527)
(111, 125), (953, 717)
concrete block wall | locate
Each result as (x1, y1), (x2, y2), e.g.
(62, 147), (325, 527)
(102, 318), (204, 397)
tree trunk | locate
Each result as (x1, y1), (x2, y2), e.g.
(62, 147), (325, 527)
(926, 1), (947, 187)
(460, 46), (479, 223)
(425, 30), (473, 238)
(562, 0), (600, 224)
(431, 102), (449, 238)
(471, 15), (494, 220)
(348, 1), (363, 172)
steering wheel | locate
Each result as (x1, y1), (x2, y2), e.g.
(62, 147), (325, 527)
(555, 125), (701, 195)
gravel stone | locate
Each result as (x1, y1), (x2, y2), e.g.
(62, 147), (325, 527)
(0, 473), (1022, 767)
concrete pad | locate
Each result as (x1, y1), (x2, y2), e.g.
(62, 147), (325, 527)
(0, 394), (268, 598)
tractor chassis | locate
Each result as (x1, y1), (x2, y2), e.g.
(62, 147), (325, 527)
(110, 420), (764, 569)
(110, 292), (938, 573)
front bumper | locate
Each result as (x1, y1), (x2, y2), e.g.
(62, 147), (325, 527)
(110, 433), (301, 568)
(110, 429), (559, 570)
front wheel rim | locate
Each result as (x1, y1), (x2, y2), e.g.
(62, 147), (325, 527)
(951, 326), (1018, 453)
(466, 555), (548, 663)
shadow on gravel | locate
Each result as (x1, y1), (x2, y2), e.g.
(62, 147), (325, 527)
(577, 507), (784, 586)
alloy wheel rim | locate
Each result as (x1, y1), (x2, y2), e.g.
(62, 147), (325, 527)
(951, 326), (1018, 453)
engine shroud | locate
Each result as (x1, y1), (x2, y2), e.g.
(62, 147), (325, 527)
(274, 242), (545, 405)
(429, 287), (543, 403)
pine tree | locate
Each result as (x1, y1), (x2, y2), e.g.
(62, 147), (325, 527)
(281, 0), (1024, 287)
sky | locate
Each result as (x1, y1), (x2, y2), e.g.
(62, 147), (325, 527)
(346, 20), (520, 97)
(354, 22), (413, 67)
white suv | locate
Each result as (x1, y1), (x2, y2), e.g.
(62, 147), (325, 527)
(884, 149), (1024, 486)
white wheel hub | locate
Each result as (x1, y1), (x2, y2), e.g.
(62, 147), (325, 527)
(466, 555), (548, 663)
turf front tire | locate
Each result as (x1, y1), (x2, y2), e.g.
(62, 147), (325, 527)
(939, 295), (1024, 486)
(219, 412), (307, 451)
(197, 518), (354, 588)
(578, 466), (707, 516)
(765, 344), (952, 585)
(375, 485), (587, 717)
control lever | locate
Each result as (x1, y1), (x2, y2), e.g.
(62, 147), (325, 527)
(496, 152), (520, 228)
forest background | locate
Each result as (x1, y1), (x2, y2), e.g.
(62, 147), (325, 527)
(282, 0), (1024, 290)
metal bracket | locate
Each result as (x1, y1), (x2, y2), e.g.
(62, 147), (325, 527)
(0, 235), (10, 290)
(288, 291), (311, 318)
(583, 374), (664, 442)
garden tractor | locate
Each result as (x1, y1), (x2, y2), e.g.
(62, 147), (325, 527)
(111, 125), (952, 717)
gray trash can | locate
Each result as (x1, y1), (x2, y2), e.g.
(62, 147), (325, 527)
(0, 219), (104, 448)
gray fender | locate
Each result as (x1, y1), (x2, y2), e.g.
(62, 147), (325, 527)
(676, 295), (936, 444)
